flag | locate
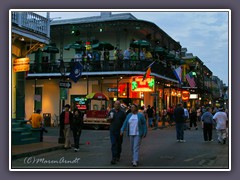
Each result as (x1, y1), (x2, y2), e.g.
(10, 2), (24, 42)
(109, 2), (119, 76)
(69, 62), (83, 83)
(173, 66), (182, 83)
(185, 72), (196, 88)
(142, 61), (155, 81)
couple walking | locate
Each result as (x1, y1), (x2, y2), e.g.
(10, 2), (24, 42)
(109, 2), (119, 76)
(108, 101), (147, 167)
(59, 104), (84, 152)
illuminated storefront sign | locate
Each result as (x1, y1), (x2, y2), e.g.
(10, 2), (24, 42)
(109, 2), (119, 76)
(190, 94), (198, 99)
(131, 76), (155, 92)
(182, 90), (190, 101)
(75, 97), (88, 110)
(13, 57), (30, 72)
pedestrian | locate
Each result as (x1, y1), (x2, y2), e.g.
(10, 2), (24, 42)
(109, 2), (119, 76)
(72, 108), (84, 152)
(107, 100), (126, 165)
(167, 106), (174, 126)
(146, 105), (154, 127)
(174, 103), (186, 142)
(189, 107), (198, 130)
(196, 107), (202, 122)
(213, 107), (228, 144)
(201, 107), (215, 142)
(138, 106), (146, 117)
(60, 104), (73, 150)
(28, 109), (47, 142)
(120, 104), (147, 167)
(161, 107), (167, 128)
(100, 104), (106, 111)
(183, 105), (189, 130)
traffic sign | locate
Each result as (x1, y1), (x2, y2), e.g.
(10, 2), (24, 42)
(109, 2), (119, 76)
(59, 81), (72, 88)
(107, 88), (118, 92)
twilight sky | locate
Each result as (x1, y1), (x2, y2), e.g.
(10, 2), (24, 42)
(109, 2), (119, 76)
(35, 10), (229, 85)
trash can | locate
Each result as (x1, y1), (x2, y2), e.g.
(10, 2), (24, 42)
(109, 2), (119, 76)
(43, 113), (51, 127)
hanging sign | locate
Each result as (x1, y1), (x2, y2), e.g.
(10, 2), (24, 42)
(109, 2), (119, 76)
(13, 57), (30, 72)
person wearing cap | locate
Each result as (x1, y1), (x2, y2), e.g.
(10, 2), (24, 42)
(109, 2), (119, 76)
(60, 104), (73, 150)
(120, 104), (147, 167)
(213, 107), (228, 144)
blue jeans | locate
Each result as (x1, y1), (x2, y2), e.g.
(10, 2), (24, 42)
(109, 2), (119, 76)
(110, 131), (123, 160)
(148, 118), (153, 127)
(176, 122), (185, 140)
(130, 135), (142, 162)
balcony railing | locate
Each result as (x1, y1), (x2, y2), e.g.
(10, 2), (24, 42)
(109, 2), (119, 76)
(12, 12), (49, 37)
(28, 59), (177, 80)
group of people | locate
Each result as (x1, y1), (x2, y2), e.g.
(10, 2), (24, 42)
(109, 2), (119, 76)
(68, 46), (157, 72)
(173, 103), (228, 144)
(27, 101), (228, 167)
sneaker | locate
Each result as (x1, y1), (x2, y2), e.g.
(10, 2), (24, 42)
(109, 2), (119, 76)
(209, 139), (214, 142)
(116, 157), (120, 162)
(74, 148), (79, 152)
(177, 139), (180, 142)
(132, 161), (137, 167)
(180, 140), (186, 143)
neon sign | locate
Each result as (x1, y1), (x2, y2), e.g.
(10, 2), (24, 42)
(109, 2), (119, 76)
(131, 76), (155, 92)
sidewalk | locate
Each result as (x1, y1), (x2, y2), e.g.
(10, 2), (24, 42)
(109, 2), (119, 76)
(12, 131), (63, 160)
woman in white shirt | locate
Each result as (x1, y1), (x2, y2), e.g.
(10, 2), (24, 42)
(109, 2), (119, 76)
(120, 104), (147, 167)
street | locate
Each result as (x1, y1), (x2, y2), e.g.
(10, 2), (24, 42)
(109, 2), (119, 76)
(11, 123), (229, 170)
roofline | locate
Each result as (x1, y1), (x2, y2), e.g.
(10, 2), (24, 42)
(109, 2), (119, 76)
(51, 18), (180, 48)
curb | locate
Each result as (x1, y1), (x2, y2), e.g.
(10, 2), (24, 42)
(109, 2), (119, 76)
(12, 144), (64, 160)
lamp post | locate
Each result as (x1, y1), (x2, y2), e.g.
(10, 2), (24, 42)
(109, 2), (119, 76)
(58, 59), (66, 144)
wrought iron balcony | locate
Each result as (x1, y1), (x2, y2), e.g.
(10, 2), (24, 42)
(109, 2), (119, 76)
(12, 11), (49, 37)
(28, 59), (177, 81)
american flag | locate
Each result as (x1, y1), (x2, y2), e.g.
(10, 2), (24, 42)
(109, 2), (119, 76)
(185, 72), (196, 88)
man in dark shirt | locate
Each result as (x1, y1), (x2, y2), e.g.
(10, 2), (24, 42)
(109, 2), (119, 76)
(107, 100), (126, 164)
(174, 103), (185, 142)
(146, 105), (154, 127)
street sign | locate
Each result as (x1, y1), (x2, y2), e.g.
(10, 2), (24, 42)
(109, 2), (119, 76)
(59, 81), (72, 88)
(60, 88), (68, 100)
(107, 88), (118, 92)
(150, 93), (158, 96)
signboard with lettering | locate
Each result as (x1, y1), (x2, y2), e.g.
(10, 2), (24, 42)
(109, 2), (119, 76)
(13, 57), (30, 72)
(131, 76), (155, 92)
(74, 97), (88, 110)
